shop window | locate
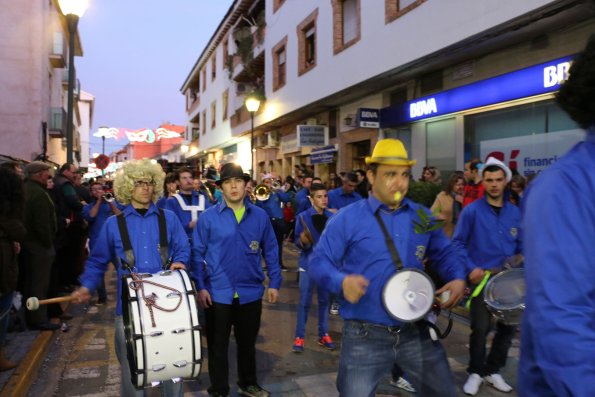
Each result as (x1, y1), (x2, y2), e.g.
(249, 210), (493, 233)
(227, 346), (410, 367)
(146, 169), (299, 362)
(297, 9), (318, 76)
(426, 118), (456, 182)
(385, 0), (427, 24)
(272, 36), (288, 91)
(222, 89), (229, 121)
(211, 101), (217, 129)
(332, 0), (361, 54)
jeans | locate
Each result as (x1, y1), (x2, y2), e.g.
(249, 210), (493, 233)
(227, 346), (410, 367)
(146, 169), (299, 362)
(205, 299), (262, 396)
(468, 288), (515, 376)
(295, 270), (330, 338)
(114, 316), (183, 397)
(337, 320), (456, 397)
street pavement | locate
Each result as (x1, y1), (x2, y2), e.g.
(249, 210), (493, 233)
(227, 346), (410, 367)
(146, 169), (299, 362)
(1, 244), (520, 397)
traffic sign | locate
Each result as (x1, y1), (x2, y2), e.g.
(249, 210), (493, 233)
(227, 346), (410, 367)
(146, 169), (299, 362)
(95, 154), (110, 170)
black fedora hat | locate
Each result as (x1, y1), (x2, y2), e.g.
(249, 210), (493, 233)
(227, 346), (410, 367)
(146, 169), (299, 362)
(216, 163), (251, 186)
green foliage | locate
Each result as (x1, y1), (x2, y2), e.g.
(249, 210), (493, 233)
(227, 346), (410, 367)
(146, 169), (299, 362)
(406, 180), (442, 208)
(413, 207), (445, 234)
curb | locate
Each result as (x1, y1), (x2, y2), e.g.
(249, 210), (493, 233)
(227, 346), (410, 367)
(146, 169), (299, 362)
(0, 329), (56, 397)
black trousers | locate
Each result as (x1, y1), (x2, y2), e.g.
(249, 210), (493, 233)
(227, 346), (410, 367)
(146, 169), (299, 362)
(270, 218), (286, 266)
(468, 288), (516, 376)
(205, 299), (262, 395)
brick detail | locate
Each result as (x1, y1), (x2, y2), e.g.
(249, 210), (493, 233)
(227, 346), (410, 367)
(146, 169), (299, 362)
(272, 36), (288, 92)
(385, 0), (427, 24)
(332, 0), (361, 55)
(297, 8), (319, 76)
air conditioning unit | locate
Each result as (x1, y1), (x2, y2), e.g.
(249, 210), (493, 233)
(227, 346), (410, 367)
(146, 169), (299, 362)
(266, 131), (280, 147)
(255, 135), (267, 148)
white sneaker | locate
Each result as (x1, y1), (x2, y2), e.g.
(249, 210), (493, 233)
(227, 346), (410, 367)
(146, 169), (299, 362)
(463, 373), (483, 395)
(390, 376), (416, 392)
(484, 373), (513, 393)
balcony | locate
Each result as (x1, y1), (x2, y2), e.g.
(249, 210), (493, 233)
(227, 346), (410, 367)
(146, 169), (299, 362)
(49, 32), (66, 68)
(48, 107), (67, 137)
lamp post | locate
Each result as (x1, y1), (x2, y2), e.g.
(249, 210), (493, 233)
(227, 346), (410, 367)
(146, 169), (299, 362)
(58, 0), (89, 164)
(245, 96), (261, 180)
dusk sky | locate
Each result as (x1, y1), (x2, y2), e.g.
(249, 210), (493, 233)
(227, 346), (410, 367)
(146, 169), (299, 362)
(77, 0), (233, 155)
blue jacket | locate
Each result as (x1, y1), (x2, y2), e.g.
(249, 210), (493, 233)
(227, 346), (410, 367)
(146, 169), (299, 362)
(256, 190), (292, 219)
(164, 191), (211, 239)
(327, 187), (363, 210)
(82, 200), (124, 250)
(519, 130), (595, 397)
(294, 207), (334, 270)
(294, 188), (311, 215)
(308, 195), (466, 326)
(191, 201), (283, 305)
(79, 203), (190, 315)
(451, 196), (522, 274)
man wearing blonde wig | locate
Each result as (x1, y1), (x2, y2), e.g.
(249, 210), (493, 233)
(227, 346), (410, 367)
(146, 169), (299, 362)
(72, 159), (190, 397)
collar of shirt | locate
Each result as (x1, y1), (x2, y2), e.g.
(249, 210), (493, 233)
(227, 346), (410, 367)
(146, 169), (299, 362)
(216, 199), (253, 215)
(366, 194), (411, 215)
(122, 202), (160, 217)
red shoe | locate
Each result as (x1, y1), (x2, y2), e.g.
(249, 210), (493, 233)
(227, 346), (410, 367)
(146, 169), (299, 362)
(318, 334), (336, 350)
(292, 337), (304, 353)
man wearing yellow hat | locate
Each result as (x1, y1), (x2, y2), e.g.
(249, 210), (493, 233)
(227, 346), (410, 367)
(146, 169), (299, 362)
(308, 139), (467, 397)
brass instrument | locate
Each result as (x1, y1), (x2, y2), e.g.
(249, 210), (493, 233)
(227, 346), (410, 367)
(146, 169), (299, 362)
(199, 179), (215, 203)
(103, 192), (115, 203)
(254, 184), (271, 201)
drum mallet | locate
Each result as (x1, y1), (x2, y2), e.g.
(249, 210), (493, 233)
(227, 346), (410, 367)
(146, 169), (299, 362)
(26, 296), (76, 311)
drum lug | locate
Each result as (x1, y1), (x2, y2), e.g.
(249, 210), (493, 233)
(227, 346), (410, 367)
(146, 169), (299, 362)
(172, 328), (186, 334)
(152, 364), (166, 372)
(149, 331), (163, 337)
(167, 291), (182, 298)
(160, 270), (172, 276)
(173, 360), (188, 368)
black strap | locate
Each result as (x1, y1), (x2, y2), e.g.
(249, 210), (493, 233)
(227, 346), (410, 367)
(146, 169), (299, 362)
(373, 211), (403, 271)
(116, 209), (170, 271)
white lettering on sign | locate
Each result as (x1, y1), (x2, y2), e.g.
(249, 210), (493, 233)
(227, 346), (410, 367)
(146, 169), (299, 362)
(543, 61), (571, 88)
(409, 98), (438, 118)
(361, 111), (378, 118)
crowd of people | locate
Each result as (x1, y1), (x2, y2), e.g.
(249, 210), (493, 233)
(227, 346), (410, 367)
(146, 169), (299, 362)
(0, 35), (593, 397)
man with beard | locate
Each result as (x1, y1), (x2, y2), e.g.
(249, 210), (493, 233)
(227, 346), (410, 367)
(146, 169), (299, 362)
(452, 157), (522, 395)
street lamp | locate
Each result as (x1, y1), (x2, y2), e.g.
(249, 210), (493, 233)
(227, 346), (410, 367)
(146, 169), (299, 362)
(58, 0), (89, 164)
(245, 96), (261, 179)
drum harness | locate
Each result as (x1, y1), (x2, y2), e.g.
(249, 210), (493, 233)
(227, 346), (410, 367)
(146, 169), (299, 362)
(117, 210), (183, 327)
(374, 212), (453, 339)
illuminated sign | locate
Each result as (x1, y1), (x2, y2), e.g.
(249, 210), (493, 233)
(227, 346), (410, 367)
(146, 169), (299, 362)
(357, 108), (380, 128)
(381, 55), (574, 126)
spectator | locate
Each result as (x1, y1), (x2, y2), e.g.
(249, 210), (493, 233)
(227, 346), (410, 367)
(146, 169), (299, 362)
(421, 166), (442, 185)
(431, 173), (466, 238)
(463, 159), (484, 207)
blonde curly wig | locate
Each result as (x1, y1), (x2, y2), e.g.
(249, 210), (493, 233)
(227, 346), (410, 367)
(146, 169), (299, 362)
(113, 159), (165, 205)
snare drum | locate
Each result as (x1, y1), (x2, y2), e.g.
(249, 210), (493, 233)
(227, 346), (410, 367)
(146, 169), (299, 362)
(484, 268), (525, 325)
(122, 269), (202, 389)
(382, 269), (435, 322)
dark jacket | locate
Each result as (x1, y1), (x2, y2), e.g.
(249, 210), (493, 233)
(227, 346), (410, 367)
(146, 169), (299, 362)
(0, 218), (27, 294)
(23, 179), (57, 249)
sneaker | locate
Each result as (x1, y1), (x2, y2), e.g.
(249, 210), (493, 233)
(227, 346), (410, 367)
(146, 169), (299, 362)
(292, 337), (304, 353)
(237, 384), (270, 397)
(329, 302), (340, 315)
(463, 373), (483, 395)
(318, 334), (336, 350)
(484, 373), (513, 393)
(280, 264), (289, 272)
(390, 377), (416, 393)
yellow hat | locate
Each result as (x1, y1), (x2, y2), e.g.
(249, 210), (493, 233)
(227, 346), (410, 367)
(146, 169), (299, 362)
(365, 139), (416, 166)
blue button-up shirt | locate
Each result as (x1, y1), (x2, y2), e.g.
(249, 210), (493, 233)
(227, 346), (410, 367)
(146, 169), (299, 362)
(451, 196), (522, 274)
(328, 187), (363, 210)
(191, 201), (283, 305)
(295, 207), (334, 270)
(256, 190), (292, 219)
(308, 195), (466, 326)
(79, 203), (190, 315)
(164, 191), (211, 239)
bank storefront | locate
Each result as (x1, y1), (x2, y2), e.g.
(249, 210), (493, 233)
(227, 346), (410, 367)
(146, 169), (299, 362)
(381, 55), (583, 179)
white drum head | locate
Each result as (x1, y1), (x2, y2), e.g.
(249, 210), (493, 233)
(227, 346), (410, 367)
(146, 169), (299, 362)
(382, 269), (435, 322)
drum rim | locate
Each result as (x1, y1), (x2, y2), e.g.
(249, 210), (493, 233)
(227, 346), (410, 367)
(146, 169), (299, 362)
(484, 268), (525, 311)
(381, 268), (436, 323)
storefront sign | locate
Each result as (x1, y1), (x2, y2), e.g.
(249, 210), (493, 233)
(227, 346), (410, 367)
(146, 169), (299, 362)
(479, 129), (584, 176)
(310, 145), (337, 164)
(357, 108), (380, 128)
(296, 125), (328, 147)
(381, 55), (574, 126)
(281, 133), (298, 154)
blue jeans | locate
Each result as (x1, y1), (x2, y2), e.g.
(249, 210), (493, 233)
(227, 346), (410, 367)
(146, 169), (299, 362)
(114, 316), (183, 397)
(337, 320), (456, 397)
(294, 270), (330, 338)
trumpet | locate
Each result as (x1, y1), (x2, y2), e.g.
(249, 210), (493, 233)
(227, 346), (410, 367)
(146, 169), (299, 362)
(254, 184), (271, 201)
(102, 192), (115, 203)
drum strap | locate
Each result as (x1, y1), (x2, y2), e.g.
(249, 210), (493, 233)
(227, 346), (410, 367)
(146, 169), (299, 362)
(116, 209), (169, 271)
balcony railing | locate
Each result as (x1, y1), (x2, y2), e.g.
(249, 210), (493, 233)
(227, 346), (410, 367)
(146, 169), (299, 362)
(48, 107), (67, 137)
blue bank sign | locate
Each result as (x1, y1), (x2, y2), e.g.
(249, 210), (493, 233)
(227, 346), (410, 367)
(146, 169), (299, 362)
(357, 108), (380, 128)
(380, 55), (574, 127)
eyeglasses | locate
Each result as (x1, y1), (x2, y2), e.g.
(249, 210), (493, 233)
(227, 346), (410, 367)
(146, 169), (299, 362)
(133, 180), (156, 188)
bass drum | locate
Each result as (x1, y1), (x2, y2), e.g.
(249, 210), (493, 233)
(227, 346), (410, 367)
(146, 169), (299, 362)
(382, 269), (435, 323)
(484, 268), (525, 325)
(122, 269), (202, 389)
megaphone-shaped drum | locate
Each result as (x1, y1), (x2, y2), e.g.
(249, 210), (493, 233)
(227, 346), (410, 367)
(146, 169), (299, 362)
(382, 269), (435, 322)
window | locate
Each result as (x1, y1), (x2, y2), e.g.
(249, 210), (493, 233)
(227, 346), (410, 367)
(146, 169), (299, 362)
(211, 56), (216, 80)
(202, 110), (206, 135)
(211, 101), (217, 129)
(222, 37), (229, 71)
(385, 0), (426, 24)
(202, 68), (207, 92)
(273, 0), (286, 13)
(222, 89), (229, 121)
(332, 0), (361, 54)
(272, 36), (288, 91)
(297, 9), (318, 76)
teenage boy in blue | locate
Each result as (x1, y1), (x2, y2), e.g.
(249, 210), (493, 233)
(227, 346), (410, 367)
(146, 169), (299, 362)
(308, 139), (467, 397)
(192, 163), (282, 397)
(72, 159), (190, 397)
(165, 167), (210, 241)
(452, 157), (522, 396)
(291, 183), (335, 353)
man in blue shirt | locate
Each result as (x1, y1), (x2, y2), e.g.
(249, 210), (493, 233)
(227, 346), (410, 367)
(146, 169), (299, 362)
(293, 174), (312, 213)
(327, 171), (363, 210)
(309, 139), (467, 397)
(291, 183), (335, 353)
(255, 173), (292, 270)
(72, 159), (190, 397)
(192, 163), (282, 397)
(452, 157), (522, 396)
(519, 36), (595, 397)
(164, 167), (210, 241)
